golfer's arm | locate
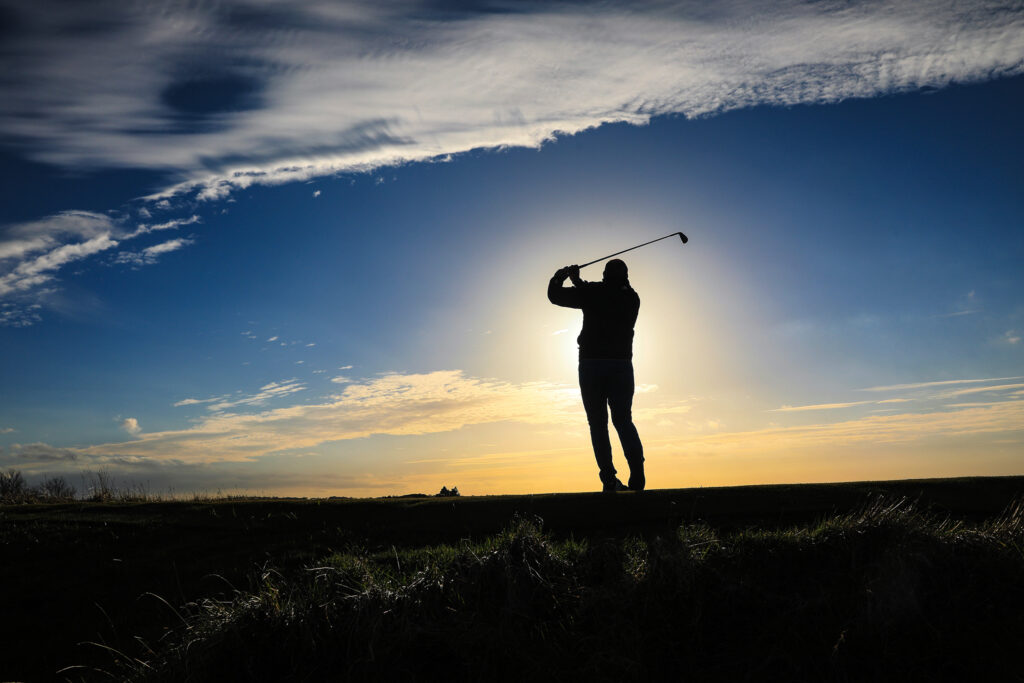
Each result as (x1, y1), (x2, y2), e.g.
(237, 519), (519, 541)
(547, 276), (583, 308)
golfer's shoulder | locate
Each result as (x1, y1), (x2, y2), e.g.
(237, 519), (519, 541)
(626, 286), (640, 308)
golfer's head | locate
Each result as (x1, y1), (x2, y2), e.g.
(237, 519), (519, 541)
(603, 259), (628, 286)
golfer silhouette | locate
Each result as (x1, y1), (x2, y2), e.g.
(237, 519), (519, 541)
(548, 259), (644, 493)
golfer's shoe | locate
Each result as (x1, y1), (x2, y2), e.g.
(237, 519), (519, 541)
(603, 479), (629, 493)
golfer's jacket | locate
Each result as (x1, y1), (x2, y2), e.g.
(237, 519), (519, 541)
(548, 276), (640, 360)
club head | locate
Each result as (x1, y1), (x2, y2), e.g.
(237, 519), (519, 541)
(677, 232), (688, 244)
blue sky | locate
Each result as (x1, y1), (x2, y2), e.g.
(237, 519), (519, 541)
(1, 1), (1022, 495)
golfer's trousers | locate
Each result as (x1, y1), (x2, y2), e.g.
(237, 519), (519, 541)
(578, 358), (645, 489)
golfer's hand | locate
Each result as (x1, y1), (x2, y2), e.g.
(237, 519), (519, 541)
(554, 266), (570, 281)
(568, 265), (582, 286)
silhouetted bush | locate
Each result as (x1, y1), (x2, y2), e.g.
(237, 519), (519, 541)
(82, 469), (155, 502)
(39, 475), (76, 500)
(0, 469), (29, 503)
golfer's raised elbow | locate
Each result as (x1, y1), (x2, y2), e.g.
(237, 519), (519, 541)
(548, 282), (578, 308)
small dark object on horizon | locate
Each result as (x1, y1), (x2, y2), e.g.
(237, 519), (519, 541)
(437, 486), (461, 497)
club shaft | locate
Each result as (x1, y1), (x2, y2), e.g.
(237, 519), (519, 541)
(578, 232), (686, 268)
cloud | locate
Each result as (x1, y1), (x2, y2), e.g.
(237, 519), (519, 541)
(937, 383), (1024, 399)
(32, 370), (582, 465)
(120, 417), (142, 435)
(771, 400), (874, 412)
(0, 211), (198, 321)
(9, 442), (79, 462)
(860, 376), (1024, 392)
(773, 380), (1024, 412)
(0, 302), (42, 327)
(124, 214), (200, 239)
(173, 396), (226, 407)
(0, 0), (1020, 206)
(1003, 330), (1021, 345)
(666, 400), (1024, 455)
(1, 428), (14, 434)
(206, 379), (306, 412)
(0, 210), (114, 261)
(4, 1), (1019, 323)
(313, 190), (321, 198)
(8, 369), (1022, 477)
(0, 231), (119, 297)
(936, 309), (979, 318)
(114, 237), (194, 267)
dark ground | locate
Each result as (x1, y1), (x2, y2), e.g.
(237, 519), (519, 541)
(1, 475), (1022, 682)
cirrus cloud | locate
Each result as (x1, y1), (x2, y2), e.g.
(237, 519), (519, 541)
(1, 0), (1021, 202)
(3, 0), (1022, 322)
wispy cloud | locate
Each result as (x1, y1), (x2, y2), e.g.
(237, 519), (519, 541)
(51, 371), (581, 465)
(860, 376), (1024, 392)
(8, 370), (1022, 482)
(114, 237), (194, 267)
(771, 401), (875, 412)
(3, 1), (1021, 320)
(0, 302), (42, 327)
(936, 309), (979, 318)
(0, 231), (119, 297)
(206, 380), (307, 412)
(173, 395), (228, 407)
(0, 211), (200, 322)
(2, 0), (1021, 202)
(124, 214), (200, 239)
(668, 400), (1024, 454)
(937, 383), (1024, 399)
(9, 442), (79, 462)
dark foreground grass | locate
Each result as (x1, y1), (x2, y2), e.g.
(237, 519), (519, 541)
(107, 497), (1024, 682)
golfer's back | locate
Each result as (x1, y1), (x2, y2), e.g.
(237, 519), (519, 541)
(575, 281), (639, 360)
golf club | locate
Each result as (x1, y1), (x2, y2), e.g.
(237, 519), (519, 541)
(577, 231), (688, 269)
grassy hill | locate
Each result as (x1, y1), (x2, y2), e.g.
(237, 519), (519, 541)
(2, 476), (1022, 681)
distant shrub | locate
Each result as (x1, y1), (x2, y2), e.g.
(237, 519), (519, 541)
(436, 486), (461, 497)
(0, 469), (29, 503)
(82, 469), (157, 503)
(39, 475), (76, 501)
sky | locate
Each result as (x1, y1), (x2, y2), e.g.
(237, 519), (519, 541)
(1, 0), (1022, 497)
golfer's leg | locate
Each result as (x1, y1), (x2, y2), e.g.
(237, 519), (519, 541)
(579, 361), (616, 487)
(609, 361), (644, 490)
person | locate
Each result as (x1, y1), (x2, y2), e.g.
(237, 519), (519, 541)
(548, 259), (644, 493)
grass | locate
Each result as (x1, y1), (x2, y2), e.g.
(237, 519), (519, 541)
(109, 498), (1024, 682)
(2, 476), (1023, 681)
